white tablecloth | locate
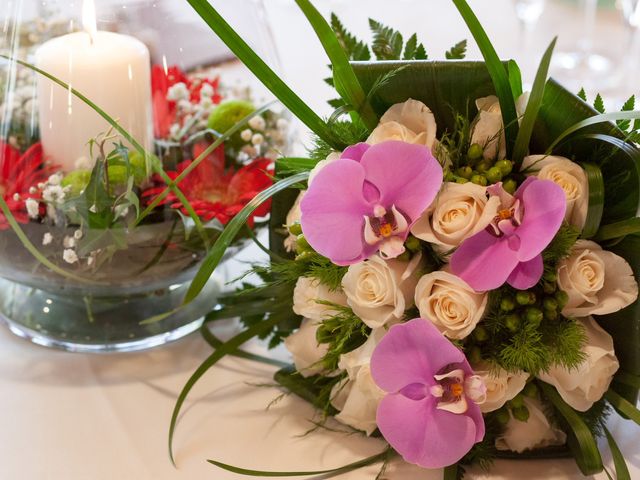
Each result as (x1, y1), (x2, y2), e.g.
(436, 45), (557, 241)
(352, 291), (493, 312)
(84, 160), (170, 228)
(1, 1), (639, 479)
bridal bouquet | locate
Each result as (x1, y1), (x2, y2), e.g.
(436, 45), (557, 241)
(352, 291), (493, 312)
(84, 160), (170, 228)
(172, 0), (640, 478)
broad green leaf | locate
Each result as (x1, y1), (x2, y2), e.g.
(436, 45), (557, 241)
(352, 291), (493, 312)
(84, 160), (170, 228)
(508, 60), (523, 99)
(185, 0), (342, 149)
(512, 37), (556, 167)
(605, 390), (640, 425)
(451, 0), (518, 153)
(594, 218), (640, 241)
(614, 371), (640, 390)
(581, 163), (605, 239)
(604, 427), (631, 480)
(540, 382), (604, 475)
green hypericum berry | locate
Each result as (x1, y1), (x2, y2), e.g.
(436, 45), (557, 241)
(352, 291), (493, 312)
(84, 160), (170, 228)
(525, 307), (544, 326)
(512, 405), (530, 422)
(509, 394), (525, 409)
(495, 408), (511, 425)
(455, 176), (470, 184)
(288, 222), (303, 236)
(516, 290), (535, 305)
(457, 166), (473, 179)
(444, 171), (456, 182)
(468, 143), (484, 161)
(476, 160), (493, 173)
(505, 313), (521, 332)
(543, 270), (558, 283)
(543, 297), (559, 311)
(545, 309), (559, 321)
(500, 297), (516, 312)
(555, 290), (569, 308)
(207, 99), (256, 135)
(61, 170), (91, 197)
(473, 326), (489, 342)
(486, 166), (503, 184)
(296, 234), (311, 252)
(495, 159), (513, 176)
(405, 236), (421, 252)
(471, 174), (488, 186)
(468, 346), (483, 364)
(543, 282), (557, 294)
(503, 178), (517, 194)
(523, 382), (539, 398)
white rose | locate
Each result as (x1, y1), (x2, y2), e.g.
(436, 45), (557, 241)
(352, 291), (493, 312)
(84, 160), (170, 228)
(495, 397), (567, 453)
(538, 317), (619, 411)
(283, 191), (304, 252)
(414, 270), (488, 339)
(522, 155), (589, 229)
(367, 99), (437, 149)
(342, 253), (422, 329)
(558, 240), (638, 317)
(284, 319), (327, 378)
(292, 276), (348, 322)
(411, 182), (501, 252)
(474, 367), (529, 413)
(330, 329), (386, 435)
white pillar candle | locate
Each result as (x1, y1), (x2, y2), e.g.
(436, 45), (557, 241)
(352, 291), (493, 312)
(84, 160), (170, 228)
(35, 1), (152, 172)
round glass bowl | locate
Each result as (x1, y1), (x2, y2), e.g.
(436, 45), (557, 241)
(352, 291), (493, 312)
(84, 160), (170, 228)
(0, 0), (288, 352)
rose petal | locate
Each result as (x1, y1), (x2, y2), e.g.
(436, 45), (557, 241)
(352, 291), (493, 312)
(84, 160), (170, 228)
(507, 254), (544, 289)
(450, 231), (520, 292)
(370, 319), (465, 393)
(300, 160), (374, 265)
(360, 141), (443, 223)
(376, 394), (479, 468)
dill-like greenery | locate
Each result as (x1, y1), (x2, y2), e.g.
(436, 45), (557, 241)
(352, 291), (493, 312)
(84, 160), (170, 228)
(316, 303), (370, 371)
(309, 119), (369, 162)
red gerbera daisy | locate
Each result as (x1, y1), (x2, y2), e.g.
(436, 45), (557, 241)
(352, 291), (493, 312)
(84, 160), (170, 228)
(142, 142), (273, 227)
(0, 142), (54, 229)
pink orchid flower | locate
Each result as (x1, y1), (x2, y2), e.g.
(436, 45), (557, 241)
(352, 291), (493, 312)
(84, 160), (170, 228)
(300, 141), (443, 265)
(450, 177), (566, 292)
(371, 319), (486, 469)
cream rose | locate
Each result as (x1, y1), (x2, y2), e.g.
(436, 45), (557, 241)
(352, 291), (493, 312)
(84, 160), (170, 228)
(284, 319), (328, 378)
(292, 276), (348, 322)
(367, 99), (437, 149)
(495, 397), (567, 453)
(415, 270), (488, 339)
(330, 329), (386, 435)
(411, 182), (501, 252)
(558, 240), (638, 317)
(538, 317), (619, 411)
(342, 254), (422, 329)
(474, 367), (529, 413)
(522, 155), (589, 229)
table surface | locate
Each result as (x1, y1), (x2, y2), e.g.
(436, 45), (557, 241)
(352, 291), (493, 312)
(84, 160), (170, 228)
(2, 1), (639, 479)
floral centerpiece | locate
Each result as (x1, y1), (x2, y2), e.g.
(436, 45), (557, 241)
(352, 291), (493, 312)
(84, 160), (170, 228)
(170, 0), (640, 477)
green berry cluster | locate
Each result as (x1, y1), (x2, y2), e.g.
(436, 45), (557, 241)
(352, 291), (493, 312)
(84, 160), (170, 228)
(446, 143), (517, 192)
(495, 382), (540, 425)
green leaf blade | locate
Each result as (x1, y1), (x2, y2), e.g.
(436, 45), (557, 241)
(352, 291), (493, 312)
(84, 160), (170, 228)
(581, 162), (605, 239)
(604, 427), (631, 480)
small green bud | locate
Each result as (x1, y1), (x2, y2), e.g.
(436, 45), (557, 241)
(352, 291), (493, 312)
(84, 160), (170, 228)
(456, 166), (473, 179)
(516, 290), (535, 305)
(495, 159), (513, 176)
(468, 346), (483, 365)
(512, 405), (530, 422)
(500, 297), (516, 312)
(543, 282), (557, 294)
(455, 176), (470, 184)
(545, 309), (559, 321)
(495, 408), (511, 425)
(468, 143), (484, 161)
(61, 170), (91, 197)
(473, 326), (489, 342)
(503, 178), (518, 194)
(296, 234), (311, 252)
(543, 270), (557, 283)
(543, 297), (558, 312)
(471, 174), (488, 186)
(486, 166), (503, 184)
(295, 251), (314, 262)
(476, 160), (493, 173)
(288, 222), (303, 236)
(523, 382), (539, 398)
(208, 99), (256, 135)
(505, 313), (521, 332)
(444, 171), (456, 182)
(509, 394), (525, 409)
(555, 290), (569, 309)
(525, 307), (544, 326)
(405, 236), (421, 252)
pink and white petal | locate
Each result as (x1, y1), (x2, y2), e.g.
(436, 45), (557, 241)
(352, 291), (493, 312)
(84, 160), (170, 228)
(514, 179), (567, 262)
(300, 160), (372, 265)
(450, 231), (520, 292)
(360, 141), (443, 222)
(466, 401), (486, 443)
(370, 319), (465, 394)
(341, 142), (370, 163)
(507, 254), (544, 289)
(376, 394), (479, 469)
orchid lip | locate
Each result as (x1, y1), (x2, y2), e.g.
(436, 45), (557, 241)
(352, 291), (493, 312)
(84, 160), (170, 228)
(431, 368), (486, 414)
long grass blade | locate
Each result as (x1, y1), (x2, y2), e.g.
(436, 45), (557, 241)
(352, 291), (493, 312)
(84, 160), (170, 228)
(581, 163), (604, 239)
(604, 427), (631, 480)
(605, 390), (640, 425)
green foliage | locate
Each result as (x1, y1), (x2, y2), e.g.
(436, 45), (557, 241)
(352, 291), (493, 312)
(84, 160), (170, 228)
(593, 93), (605, 114)
(316, 303), (370, 371)
(368, 19), (427, 61)
(577, 87), (587, 102)
(617, 95), (635, 131)
(330, 13), (370, 61)
(446, 39), (468, 59)
(543, 223), (580, 265)
(308, 119), (369, 162)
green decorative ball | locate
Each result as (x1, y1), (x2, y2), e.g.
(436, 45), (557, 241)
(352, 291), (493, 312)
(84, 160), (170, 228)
(486, 166), (504, 184)
(503, 178), (518, 194)
(207, 99), (256, 135)
(61, 170), (91, 197)
(467, 143), (484, 161)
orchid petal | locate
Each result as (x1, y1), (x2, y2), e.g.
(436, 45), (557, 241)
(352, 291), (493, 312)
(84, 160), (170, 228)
(300, 160), (372, 265)
(450, 230), (520, 292)
(360, 141), (443, 223)
(507, 254), (544, 289)
(370, 319), (465, 394)
(341, 142), (370, 163)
